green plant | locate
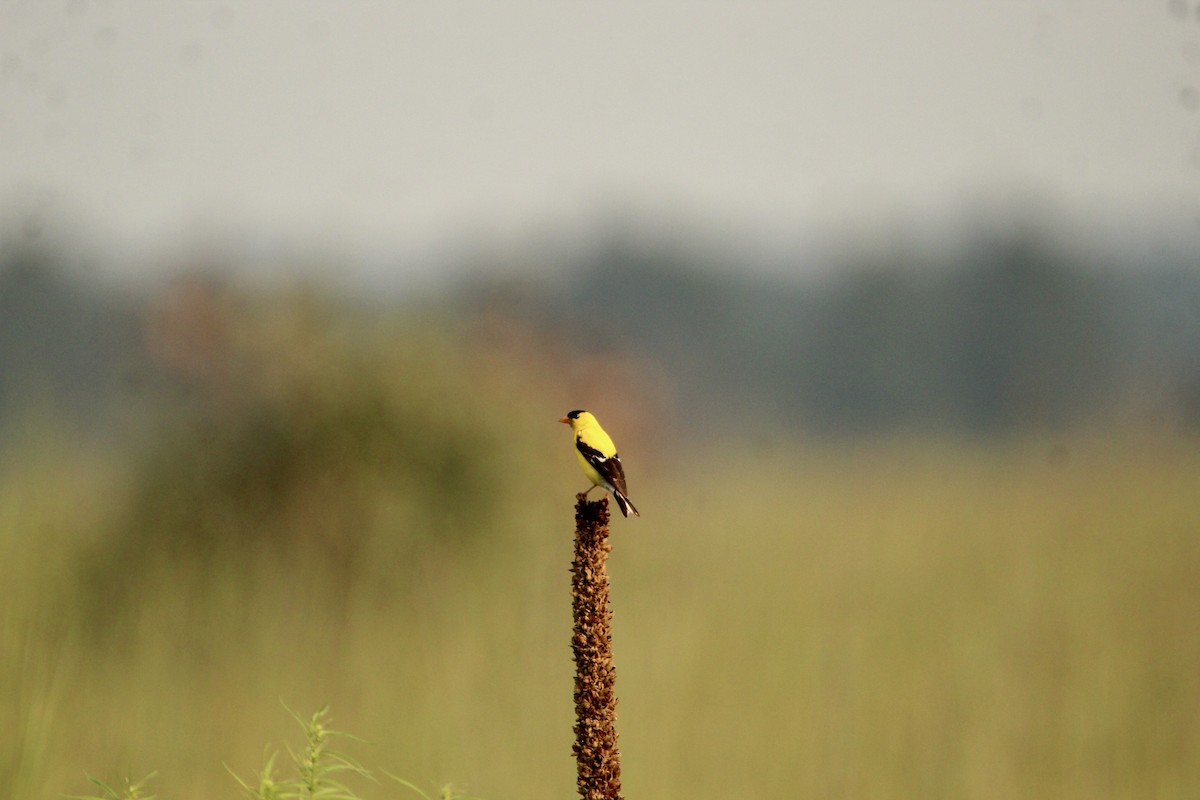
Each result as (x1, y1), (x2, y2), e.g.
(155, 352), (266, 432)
(68, 772), (157, 800)
(229, 706), (373, 800)
(384, 774), (482, 800)
(71, 707), (480, 800)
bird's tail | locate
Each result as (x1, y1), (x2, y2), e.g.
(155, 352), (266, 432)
(614, 491), (639, 518)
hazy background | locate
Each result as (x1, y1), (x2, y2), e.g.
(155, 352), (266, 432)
(3, 3), (1200, 799)
(4, 1), (1200, 271)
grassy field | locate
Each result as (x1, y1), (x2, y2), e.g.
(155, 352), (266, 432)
(4, 416), (1198, 798)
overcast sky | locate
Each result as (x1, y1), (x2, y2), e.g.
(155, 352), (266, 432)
(3, 1), (1200, 274)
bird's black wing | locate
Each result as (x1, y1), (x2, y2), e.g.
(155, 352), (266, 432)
(575, 437), (630, 496)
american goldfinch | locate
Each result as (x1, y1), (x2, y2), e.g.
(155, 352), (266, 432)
(560, 410), (640, 518)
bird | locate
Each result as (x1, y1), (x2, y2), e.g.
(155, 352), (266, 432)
(560, 409), (640, 517)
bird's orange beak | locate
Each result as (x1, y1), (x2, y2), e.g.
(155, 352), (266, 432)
(559, 416), (571, 424)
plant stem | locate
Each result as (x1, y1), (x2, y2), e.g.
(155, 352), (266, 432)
(570, 494), (623, 800)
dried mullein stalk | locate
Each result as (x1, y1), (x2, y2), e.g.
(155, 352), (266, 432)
(570, 494), (623, 800)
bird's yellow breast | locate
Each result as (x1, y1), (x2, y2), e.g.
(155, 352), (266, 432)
(574, 445), (606, 488)
(568, 415), (619, 490)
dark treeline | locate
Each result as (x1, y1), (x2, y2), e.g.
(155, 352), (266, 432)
(3, 222), (1199, 440)
(0, 244), (142, 434)
(472, 227), (1200, 435)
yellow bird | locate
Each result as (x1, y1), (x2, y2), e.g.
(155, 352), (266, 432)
(560, 410), (640, 517)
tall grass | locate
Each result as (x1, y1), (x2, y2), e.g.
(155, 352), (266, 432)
(2, 303), (1198, 799)
(617, 435), (1200, 798)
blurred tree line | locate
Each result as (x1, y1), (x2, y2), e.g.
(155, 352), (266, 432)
(3, 221), (1199, 446)
(3, 217), (1197, 623)
(0, 234), (549, 622)
(0, 243), (141, 433)
(469, 226), (1200, 435)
